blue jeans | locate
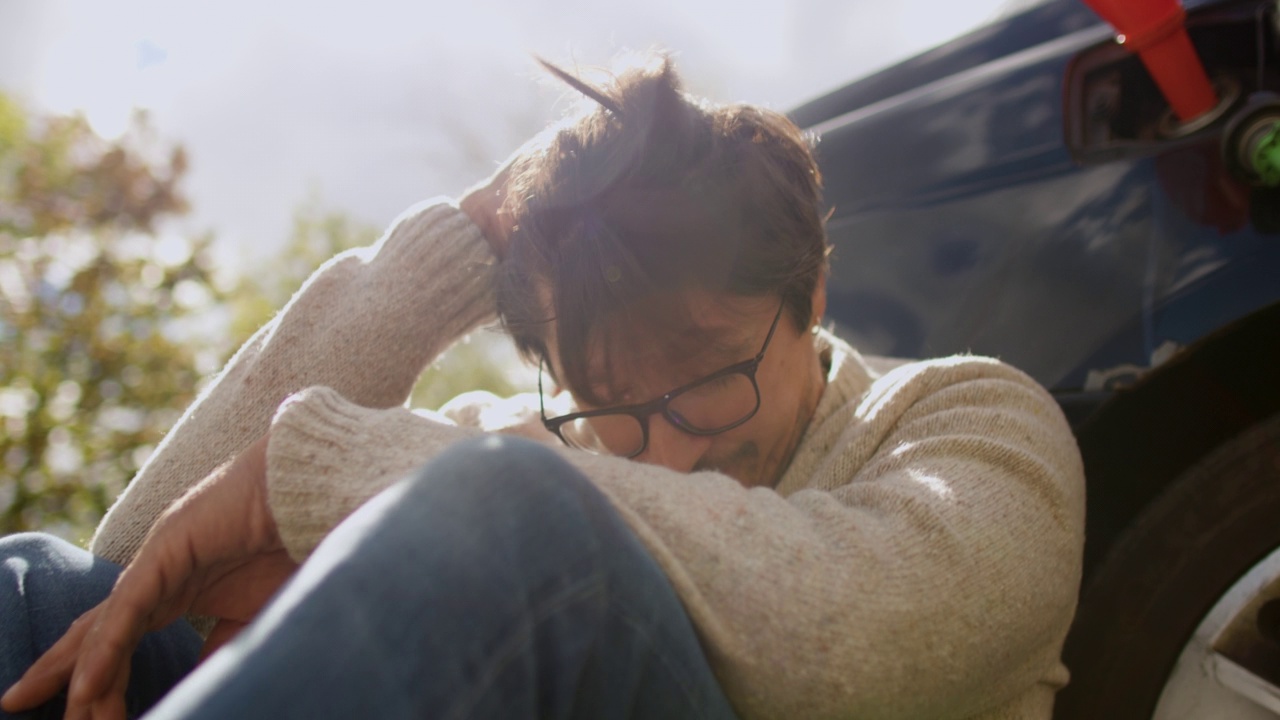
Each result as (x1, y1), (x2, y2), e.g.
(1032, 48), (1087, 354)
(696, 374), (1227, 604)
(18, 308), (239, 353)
(0, 534), (202, 719)
(2, 437), (738, 719)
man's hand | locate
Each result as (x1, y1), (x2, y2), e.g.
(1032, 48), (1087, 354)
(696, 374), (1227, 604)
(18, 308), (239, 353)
(460, 159), (518, 259)
(0, 435), (298, 719)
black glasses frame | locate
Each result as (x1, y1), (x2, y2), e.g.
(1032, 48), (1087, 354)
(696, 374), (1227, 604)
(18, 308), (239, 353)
(538, 301), (787, 458)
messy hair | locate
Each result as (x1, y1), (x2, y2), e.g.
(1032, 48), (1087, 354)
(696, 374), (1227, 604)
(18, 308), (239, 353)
(495, 53), (829, 405)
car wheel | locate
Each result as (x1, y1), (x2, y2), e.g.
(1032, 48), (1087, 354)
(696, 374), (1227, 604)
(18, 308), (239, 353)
(1055, 413), (1280, 719)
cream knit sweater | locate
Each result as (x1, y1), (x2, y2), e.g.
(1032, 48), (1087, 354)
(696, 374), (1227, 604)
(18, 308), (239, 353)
(90, 199), (1085, 720)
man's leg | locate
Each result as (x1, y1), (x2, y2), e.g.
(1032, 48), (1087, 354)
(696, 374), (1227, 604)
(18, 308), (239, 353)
(150, 436), (740, 720)
(0, 533), (202, 720)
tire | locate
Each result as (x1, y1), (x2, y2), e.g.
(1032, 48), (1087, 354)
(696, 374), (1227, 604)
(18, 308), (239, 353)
(1054, 412), (1280, 719)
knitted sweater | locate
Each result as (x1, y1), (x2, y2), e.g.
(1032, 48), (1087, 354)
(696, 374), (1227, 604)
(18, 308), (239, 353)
(90, 199), (1086, 720)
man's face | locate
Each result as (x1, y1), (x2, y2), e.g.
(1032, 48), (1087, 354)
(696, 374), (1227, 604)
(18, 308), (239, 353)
(546, 288), (828, 488)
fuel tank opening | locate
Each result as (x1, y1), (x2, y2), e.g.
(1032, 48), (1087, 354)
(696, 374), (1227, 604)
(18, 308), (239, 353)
(1083, 0), (1220, 123)
(1223, 92), (1280, 187)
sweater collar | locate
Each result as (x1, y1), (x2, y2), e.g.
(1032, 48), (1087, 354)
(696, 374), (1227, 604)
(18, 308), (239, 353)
(774, 328), (875, 495)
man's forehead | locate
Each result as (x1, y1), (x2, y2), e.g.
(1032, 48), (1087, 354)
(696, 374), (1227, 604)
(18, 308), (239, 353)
(538, 288), (780, 396)
(582, 297), (769, 388)
(593, 324), (748, 374)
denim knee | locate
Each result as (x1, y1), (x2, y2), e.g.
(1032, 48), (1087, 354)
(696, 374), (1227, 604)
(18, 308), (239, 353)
(0, 534), (202, 719)
(0, 532), (45, 555)
(303, 435), (640, 615)
(1, 531), (82, 563)
(0, 532), (105, 598)
(138, 437), (728, 720)
(409, 435), (612, 549)
(1, 533), (117, 706)
(424, 435), (582, 488)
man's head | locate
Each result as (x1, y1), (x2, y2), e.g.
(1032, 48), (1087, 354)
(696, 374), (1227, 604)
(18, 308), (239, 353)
(496, 55), (830, 487)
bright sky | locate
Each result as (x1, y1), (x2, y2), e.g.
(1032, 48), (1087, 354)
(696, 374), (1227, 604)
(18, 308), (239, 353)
(0, 0), (1016, 262)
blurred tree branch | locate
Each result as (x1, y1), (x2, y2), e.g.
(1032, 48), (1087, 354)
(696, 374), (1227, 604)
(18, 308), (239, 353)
(1, 96), (527, 542)
(0, 95), (226, 541)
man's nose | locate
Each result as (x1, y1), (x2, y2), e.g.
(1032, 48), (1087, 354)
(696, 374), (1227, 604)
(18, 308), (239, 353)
(637, 414), (713, 473)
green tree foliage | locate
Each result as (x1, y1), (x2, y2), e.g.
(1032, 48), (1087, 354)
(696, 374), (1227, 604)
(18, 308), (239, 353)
(225, 198), (381, 346)
(0, 95), (526, 541)
(0, 95), (227, 542)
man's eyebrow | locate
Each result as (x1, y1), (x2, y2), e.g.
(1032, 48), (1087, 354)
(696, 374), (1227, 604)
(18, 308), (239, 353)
(579, 324), (755, 399)
(582, 375), (634, 402)
(658, 327), (757, 384)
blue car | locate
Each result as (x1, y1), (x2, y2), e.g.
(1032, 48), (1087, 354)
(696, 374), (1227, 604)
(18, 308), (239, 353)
(791, 0), (1280, 716)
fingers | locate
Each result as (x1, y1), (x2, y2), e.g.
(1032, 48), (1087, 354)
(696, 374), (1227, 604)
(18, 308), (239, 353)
(459, 163), (519, 260)
(83, 656), (132, 720)
(62, 662), (130, 720)
(66, 616), (144, 712)
(0, 607), (96, 712)
(8, 444), (277, 717)
(66, 547), (192, 707)
(2, 590), (149, 718)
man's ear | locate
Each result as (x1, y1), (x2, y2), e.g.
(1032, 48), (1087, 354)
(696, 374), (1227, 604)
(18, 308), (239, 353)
(809, 274), (828, 330)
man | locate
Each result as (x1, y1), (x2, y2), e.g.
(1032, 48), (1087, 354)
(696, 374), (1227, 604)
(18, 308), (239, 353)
(1, 56), (1085, 719)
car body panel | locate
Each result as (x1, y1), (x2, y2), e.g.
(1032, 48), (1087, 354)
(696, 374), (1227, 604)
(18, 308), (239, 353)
(796, 0), (1280, 415)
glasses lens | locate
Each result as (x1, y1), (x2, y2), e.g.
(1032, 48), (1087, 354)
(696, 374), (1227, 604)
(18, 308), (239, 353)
(667, 372), (759, 432)
(559, 413), (646, 457)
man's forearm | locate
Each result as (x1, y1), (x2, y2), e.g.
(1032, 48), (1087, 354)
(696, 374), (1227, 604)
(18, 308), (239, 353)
(257, 358), (1084, 720)
(91, 200), (497, 567)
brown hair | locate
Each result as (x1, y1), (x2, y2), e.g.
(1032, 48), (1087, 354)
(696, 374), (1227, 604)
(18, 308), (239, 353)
(496, 53), (829, 405)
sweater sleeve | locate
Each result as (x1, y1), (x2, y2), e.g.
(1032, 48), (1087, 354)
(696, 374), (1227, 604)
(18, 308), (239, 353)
(89, 199), (495, 567)
(265, 356), (1085, 720)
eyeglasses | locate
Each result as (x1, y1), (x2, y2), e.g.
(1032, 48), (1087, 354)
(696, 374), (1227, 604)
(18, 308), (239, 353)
(538, 301), (786, 458)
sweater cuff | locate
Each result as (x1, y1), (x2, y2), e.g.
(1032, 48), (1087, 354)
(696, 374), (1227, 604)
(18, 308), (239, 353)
(264, 385), (480, 560)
